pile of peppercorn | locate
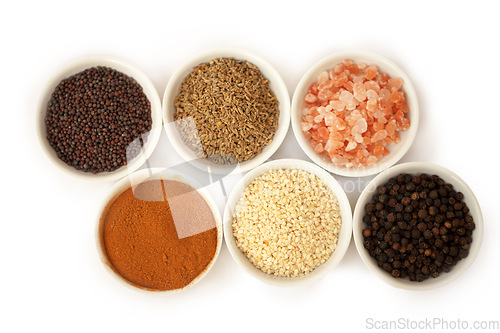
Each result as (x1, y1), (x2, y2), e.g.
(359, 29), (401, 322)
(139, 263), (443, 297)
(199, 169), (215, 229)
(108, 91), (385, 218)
(362, 173), (475, 282)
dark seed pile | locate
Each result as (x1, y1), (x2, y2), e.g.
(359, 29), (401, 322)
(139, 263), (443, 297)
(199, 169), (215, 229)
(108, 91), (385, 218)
(362, 173), (475, 282)
(45, 66), (152, 173)
(174, 57), (280, 165)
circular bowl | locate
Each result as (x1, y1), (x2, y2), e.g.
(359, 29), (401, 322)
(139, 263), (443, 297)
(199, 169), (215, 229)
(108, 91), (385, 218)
(96, 167), (223, 294)
(291, 51), (419, 177)
(223, 158), (352, 286)
(163, 47), (290, 175)
(36, 56), (162, 182)
(353, 162), (483, 290)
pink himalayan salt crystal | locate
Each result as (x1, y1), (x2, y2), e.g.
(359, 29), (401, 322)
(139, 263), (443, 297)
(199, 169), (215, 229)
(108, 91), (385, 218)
(373, 110), (387, 122)
(325, 139), (344, 154)
(309, 106), (319, 115)
(379, 88), (391, 101)
(390, 91), (405, 103)
(353, 134), (363, 143)
(351, 118), (367, 137)
(303, 115), (314, 123)
(366, 89), (378, 100)
(317, 106), (327, 115)
(364, 66), (378, 80)
(324, 112), (335, 127)
(314, 114), (324, 123)
(314, 142), (324, 153)
(364, 80), (380, 93)
(372, 129), (388, 142)
(331, 117), (346, 131)
(386, 120), (397, 136)
(319, 80), (334, 91)
(318, 71), (329, 84)
(339, 90), (354, 102)
(305, 93), (317, 103)
(346, 109), (362, 126)
(333, 72), (349, 87)
(352, 74), (365, 83)
(317, 126), (330, 139)
(319, 104), (333, 114)
(373, 121), (385, 131)
(352, 118), (368, 143)
(366, 155), (378, 165)
(353, 82), (367, 102)
(358, 62), (367, 70)
(346, 100), (357, 111)
(334, 63), (345, 74)
(317, 89), (335, 101)
(388, 77), (403, 91)
(331, 100), (346, 111)
(345, 141), (357, 151)
(398, 117), (411, 131)
(301, 122), (313, 131)
(367, 99), (378, 112)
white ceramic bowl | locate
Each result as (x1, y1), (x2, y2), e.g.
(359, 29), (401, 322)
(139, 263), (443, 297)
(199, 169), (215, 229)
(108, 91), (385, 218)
(223, 158), (352, 286)
(163, 48), (290, 175)
(96, 168), (223, 294)
(291, 51), (419, 177)
(353, 162), (483, 290)
(37, 56), (162, 182)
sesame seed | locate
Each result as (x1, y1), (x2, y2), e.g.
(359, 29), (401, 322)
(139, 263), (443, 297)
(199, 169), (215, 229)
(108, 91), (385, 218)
(232, 169), (342, 277)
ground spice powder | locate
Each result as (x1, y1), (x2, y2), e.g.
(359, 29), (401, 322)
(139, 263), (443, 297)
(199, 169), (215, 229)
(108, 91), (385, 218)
(100, 179), (218, 291)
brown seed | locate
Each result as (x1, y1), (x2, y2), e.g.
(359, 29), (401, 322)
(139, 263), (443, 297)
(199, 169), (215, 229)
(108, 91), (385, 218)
(174, 58), (279, 164)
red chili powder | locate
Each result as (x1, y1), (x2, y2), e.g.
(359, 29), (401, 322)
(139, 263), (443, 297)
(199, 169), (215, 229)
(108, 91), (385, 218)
(100, 179), (218, 291)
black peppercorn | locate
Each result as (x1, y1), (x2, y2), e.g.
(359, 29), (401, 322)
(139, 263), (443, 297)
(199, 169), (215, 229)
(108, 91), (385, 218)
(361, 173), (475, 282)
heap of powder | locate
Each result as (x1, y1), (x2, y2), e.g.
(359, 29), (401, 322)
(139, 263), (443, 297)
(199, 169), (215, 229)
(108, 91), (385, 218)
(100, 179), (218, 291)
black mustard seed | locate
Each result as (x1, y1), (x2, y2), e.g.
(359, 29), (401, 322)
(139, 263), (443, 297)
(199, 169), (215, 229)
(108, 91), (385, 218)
(45, 66), (152, 173)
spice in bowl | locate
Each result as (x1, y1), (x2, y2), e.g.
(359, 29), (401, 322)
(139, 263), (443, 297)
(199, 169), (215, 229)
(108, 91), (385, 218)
(99, 178), (219, 291)
(45, 66), (152, 173)
(361, 173), (475, 282)
(301, 59), (411, 168)
(174, 57), (280, 165)
(232, 169), (342, 277)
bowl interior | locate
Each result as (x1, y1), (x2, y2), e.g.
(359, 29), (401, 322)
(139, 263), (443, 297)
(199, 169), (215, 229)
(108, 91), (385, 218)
(37, 56), (162, 182)
(96, 167), (223, 293)
(163, 48), (290, 175)
(223, 158), (352, 286)
(352, 162), (483, 290)
(291, 51), (419, 177)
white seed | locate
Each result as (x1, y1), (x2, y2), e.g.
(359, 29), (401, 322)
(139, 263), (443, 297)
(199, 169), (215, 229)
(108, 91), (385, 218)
(232, 169), (342, 277)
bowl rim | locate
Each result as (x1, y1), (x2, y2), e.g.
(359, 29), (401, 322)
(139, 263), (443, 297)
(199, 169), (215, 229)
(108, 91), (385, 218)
(95, 167), (223, 294)
(352, 161), (484, 290)
(223, 158), (353, 286)
(162, 47), (290, 175)
(36, 56), (163, 182)
(291, 50), (419, 178)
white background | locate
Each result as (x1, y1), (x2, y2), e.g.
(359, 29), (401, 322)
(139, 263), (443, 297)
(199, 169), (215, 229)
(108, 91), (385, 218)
(2, 1), (499, 332)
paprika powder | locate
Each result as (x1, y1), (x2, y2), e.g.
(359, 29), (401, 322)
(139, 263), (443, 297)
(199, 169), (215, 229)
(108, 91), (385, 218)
(99, 178), (219, 291)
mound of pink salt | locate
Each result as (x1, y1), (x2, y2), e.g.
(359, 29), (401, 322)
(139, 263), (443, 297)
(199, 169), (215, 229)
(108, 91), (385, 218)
(301, 59), (411, 168)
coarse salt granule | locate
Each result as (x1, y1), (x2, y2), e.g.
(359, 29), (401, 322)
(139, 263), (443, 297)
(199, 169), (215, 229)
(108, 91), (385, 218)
(232, 169), (342, 277)
(301, 59), (411, 168)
